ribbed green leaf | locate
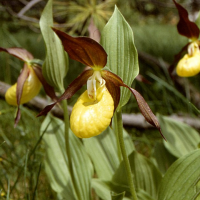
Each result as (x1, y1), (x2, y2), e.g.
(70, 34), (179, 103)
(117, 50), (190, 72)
(137, 189), (155, 200)
(40, 115), (93, 200)
(91, 179), (131, 200)
(101, 6), (139, 108)
(92, 179), (111, 200)
(158, 114), (200, 158)
(40, 0), (68, 91)
(112, 151), (162, 198)
(153, 142), (176, 174)
(111, 191), (125, 200)
(195, 12), (200, 30)
(158, 149), (200, 200)
(83, 127), (134, 180)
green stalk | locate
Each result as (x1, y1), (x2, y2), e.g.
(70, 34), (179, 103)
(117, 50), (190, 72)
(114, 113), (122, 162)
(115, 110), (138, 200)
(62, 100), (81, 200)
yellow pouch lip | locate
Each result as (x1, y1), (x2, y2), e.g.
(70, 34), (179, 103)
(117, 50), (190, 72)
(70, 86), (114, 138)
(5, 67), (42, 106)
(176, 52), (200, 77)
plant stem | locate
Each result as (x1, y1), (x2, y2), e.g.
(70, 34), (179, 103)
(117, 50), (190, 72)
(115, 110), (138, 200)
(62, 100), (80, 200)
(114, 113), (122, 162)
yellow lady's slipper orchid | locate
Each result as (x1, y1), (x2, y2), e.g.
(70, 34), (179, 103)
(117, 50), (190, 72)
(38, 29), (164, 140)
(176, 42), (200, 77)
(5, 66), (42, 106)
(0, 47), (57, 126)
(173, 0), (200, 77)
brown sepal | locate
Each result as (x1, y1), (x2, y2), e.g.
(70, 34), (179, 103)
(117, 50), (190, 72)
(14, 64), (29, 126)
(173, 0), (199, 39)
(37, 69), (93, 117)
(52, 28), (107, 68)
(33, 65), (57, 101)
(0, 47), (34, 62)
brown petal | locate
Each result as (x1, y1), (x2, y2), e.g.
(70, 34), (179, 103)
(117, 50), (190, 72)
(37, 69), (93, 117)
(104, 78), (120, 112)
(102, 70), (165, 140)
(14, 107), (21, 128)
(0, 47), (34, 62)
(52, 28), (107, 68)
(129, 88), (166, 140)
(102, 70), (124, 87)
(33, 65), (57, 101)
(173, 0), (199, 39)
(15, 64), (29, 126)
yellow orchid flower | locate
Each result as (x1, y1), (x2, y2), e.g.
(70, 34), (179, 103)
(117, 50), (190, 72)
(5, 65), (42, 106)
(38, 28), (164, 139)
(0, 47), (57, 126)
(70, 79), (114, 138)
(176, 42), (200, 77)
(173, 0), (200, 77)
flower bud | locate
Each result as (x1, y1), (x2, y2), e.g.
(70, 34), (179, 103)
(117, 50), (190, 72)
(70, 85), (114, 138)
(5, 66), (42, 106)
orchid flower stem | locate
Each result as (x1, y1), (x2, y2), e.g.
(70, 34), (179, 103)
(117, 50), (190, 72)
(114, 113), (122, 162)
(115, 110), (138, 200)
(62, 100), (80, 200)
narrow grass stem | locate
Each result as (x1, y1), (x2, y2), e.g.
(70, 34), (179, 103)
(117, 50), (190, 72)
(62, 100), (81, 200)
(116, 110), (138, 200)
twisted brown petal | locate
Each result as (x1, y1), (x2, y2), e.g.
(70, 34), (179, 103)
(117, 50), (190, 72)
(15, 64), (29, 126)
(104, 77), (120, 112)
(0, 47), (34, 62)
(102, 70), (165, 140)
(129, 88), (166, 140)
(33, 65), (57, 101)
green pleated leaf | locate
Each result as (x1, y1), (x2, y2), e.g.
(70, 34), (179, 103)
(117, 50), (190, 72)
(158, 149), (200, 200)
(92, 179), (131, 200)
(83, 127), (134, 181)
(153, 142), (176, 174)
(195, 11), (200, 30)
(112, 151), (162, 198)
(111, 191), (125, 200)
(101, 6), (139, 108)
(92, 179), (112, 200)
(137, 189), (155, 200)
(40, 0), (68, 91)
(40, 115), (93, 200)
(158, 114), (200, 158)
